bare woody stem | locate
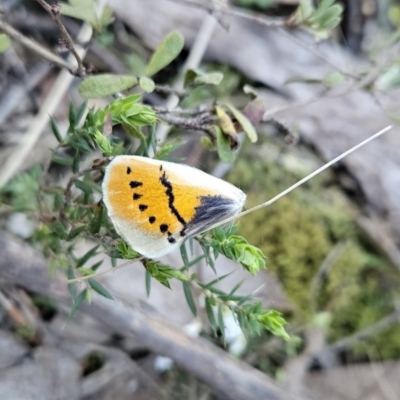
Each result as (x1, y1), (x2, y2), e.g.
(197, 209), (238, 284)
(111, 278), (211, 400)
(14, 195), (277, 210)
(0, 18), (73, 72)
(35, 0), (85, 76)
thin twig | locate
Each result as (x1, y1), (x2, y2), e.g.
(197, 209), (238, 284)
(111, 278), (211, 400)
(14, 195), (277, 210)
(165, 0), (286, 28)
(35, 0), (85, 75)
(207, 125), (393, 230)
(153, 104), (214, 115)
(0, 18), (73, 72)
(67, 256), (145, 283)
(157, 113), (213, 131)
(153, 84), (186, 97)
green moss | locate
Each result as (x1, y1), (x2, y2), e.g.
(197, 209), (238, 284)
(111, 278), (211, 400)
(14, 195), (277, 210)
(228, 138), (400, 360)
(238, 195), (330, 317)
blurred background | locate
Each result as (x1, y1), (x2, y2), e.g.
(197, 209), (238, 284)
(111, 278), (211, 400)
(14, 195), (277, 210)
(1, 0), (400, 399)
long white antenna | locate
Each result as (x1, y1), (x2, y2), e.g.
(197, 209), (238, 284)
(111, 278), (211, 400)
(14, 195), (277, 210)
(208, 125), (393, 230)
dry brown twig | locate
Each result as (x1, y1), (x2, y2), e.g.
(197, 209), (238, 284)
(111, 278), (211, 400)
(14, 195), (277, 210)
(165, 0), (287, 28)
(35, 0), (85, 76)
(0, 18), (73, 72)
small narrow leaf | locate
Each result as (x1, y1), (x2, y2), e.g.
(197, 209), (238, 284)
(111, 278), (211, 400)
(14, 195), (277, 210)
(68, 225), (87, 240)
(89, 206), (103, 234)
(74, 180), (93, 195)
(78, 74), (138, 99)
(52, 155), (72, 166)
(180, 243), (189, 269)
(0, 34), (11, 53)
(145, 31), (184, 76)
(76, 244), (100, 268)
(322, 71), (346, 87)
(88, 279), (114, 299)
(145, 270), (151, 297)
(53, 220), (67, 239)
(49, 116), (63, 143)
(75, 101), (88, 125)
(182, 281), (197, 317)
(205, 297), (217, 333)
(72, 151), (80, 174)
(217, 305), (225, 340)
(67, 267), (77, 298)
(139, 76), (155, 93)
(225, 104), (258, 143)
(194, 71), (223, 86)
(67, 289), (87, 321)
(216, 127), (235, 163)
(216, 106), (237, 136)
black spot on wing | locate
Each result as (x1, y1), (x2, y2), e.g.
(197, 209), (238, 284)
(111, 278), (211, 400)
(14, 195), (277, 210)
(167, 236), (176, 243)
(149, 216), (156, 224)
(133, 193), (142, 200)
(130, 181), (142, 188)
(160, 224), (168, 233)
(139, 204), (148, 211)
(127, 167), (131, 174)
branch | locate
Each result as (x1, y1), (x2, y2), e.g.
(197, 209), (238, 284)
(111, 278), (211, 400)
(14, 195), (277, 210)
(0, 18), (73, 72)
(165, 0), (287, 28)
(0, 233), (309, 400)
(35, 0), (85, 76)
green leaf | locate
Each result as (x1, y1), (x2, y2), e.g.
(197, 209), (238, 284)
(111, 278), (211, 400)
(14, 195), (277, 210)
(145, 270), (151, 297)
(49, 116), (63, 143)
(225, 104), (258, 143)
(72, 151), (80, 174)
(0, 34), (11, 53)
(98, 6), (114, 31)
(194, 71), (223, 86)
(182, 281), (197, 316)
(75, 101), (88, 125)
(145, 31), (184, 76)
(52, 155), (72, 166)
(76, 244), (100, 268)
(180, 255), (205, 270)
(139, 76), (155, 93)
(228, 279), (245, 296)
(116, 241), (137, 259)
(216, 127), (235, 163)
(74, 180), (93, 195)
(322, 71), (346, 87)
(89, 260), (103, 271)
(67, 289), (87, 321)
(69, 102), (76, 128)
(154, 142), (182, 160)
(68, 225), (87, 240)
(89, 206), (103, 234)
(200, 136), (216, 151)
(67, 266), (77, 298)
(60, 0), (96, 25)
(217, 305), (225, 340)
(258, 310), (290, 340)
(78, 74), (138, 99)
(180, 243), (189, 269)
(53, 220), (67, 239)
(184, 69), (223, 87)
(205, 297), (217, 332)
(88, 279), (114, 299)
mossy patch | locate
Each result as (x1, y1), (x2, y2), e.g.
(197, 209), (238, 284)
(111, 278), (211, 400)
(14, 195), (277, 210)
(228, 137), (400, 360)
